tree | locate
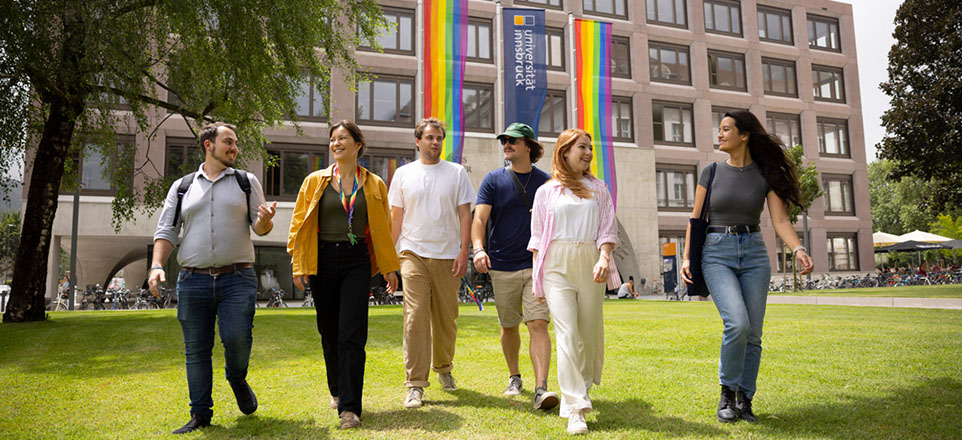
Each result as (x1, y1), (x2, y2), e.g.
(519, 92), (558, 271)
(868, 160), (945, 235)
(784, 145), (823, 291)
(0, 211), (20, 284)
(0, 1), (388, 322)
(930, 214), (962, 264)
(878, 0), (962, 212)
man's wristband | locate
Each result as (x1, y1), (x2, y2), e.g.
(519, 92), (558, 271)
(149, 265), (164, 274)
(792, 245), (807, 254)
(473, 248), (486, 256)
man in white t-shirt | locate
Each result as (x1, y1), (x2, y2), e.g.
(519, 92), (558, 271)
(389, 117), (475, 409)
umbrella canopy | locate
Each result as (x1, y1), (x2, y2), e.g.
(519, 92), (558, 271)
(874, 240), (950, 253)
(941, 239), (962, 249)
(872, 231), (903, 247)
(898, 230), (953, 243)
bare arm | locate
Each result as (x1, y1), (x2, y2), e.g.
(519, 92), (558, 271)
(680, 185), (708, 284)
(767, 191), (814, 274)
(452, 203), (472, 278)
(593, 242), (615, 283)
(471, 204), (492, 273)
(391, 206), (404, 244)
(148, 239), (175, 296)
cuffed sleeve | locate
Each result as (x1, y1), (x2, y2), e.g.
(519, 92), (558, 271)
(153, 178), (184, 247)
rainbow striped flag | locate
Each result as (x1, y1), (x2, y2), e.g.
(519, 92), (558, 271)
(423, 0), (469, 163)
(573, 18), (617, 208)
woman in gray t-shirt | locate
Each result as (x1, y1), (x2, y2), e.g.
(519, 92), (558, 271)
(680, 110), (814, 423)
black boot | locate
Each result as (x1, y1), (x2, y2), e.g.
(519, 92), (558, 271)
(735, 390), (757, 422)
(717, 385), (739, 423)
(172, 414), (211, 434)
(230, 380), (258, 415)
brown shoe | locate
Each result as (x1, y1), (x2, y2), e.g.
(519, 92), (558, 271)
(339, 411), (360, 429)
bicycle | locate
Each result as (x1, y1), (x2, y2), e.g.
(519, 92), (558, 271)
(108, 288), (130, 310)
(132, 288), (159, 310)
(264, 287), (288, 308)
(47, 288), (72, 311)
(80, 284), (107, 310)
(301, 286), (314, 308)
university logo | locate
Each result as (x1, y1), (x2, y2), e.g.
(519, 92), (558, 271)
(514, 15), (535, 26)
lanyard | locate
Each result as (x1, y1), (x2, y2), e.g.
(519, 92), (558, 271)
(333, 164), (361, 245)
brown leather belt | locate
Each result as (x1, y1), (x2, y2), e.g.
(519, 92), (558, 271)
(182, 263), (254, 276)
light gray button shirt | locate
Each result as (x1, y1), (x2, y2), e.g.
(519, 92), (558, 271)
(153, 164), (267, 268)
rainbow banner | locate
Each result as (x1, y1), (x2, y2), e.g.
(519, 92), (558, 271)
(573, 18), (617, 208)
(423, 0), (469, 163)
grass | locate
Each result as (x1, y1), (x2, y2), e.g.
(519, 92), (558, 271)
(769, 283), (962, 298)
(1, 301), (960, 439)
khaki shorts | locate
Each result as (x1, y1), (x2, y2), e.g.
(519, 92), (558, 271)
(490, 268), (550, 328)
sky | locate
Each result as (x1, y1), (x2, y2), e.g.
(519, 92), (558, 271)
(846, 0), (903, 162)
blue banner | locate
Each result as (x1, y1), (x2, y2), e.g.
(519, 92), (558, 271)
(502, 8), (547, 135)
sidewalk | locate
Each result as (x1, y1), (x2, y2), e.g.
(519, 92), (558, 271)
(633, 295), (962, 310)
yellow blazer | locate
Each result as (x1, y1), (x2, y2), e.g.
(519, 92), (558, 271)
(287, 164), (400, 277)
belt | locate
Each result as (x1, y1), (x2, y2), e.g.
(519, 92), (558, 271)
(708, 225), (760, 234)
(182, 263), (254, 276)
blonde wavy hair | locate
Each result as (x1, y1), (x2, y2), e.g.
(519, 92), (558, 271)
(551, 128), (595, 199)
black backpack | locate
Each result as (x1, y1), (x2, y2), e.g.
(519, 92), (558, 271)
(172, 171), (252, 226)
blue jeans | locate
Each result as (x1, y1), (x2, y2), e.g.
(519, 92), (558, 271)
(701, 232), (771, 399)
(176, 267), (257, 417)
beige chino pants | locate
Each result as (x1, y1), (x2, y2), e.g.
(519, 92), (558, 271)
(400, 251), (461, 388)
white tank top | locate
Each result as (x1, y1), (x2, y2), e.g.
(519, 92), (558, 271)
(551, 184), (599, 242)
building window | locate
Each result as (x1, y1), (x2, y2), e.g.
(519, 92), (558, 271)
(611, 36), (631, 78)
(64, 140), (135, 195)
(467, 18), (493, 63)
(293, 75), (329, 122)
(360, 7), (414, 54)
(655, 166), (696, 210)
(812, 64), (845, 102)
(762, 57), (797, 97)
(583, 0), (628, 19)
(823, 174), (855, 215)
(462, 83), (494, 132)
(708, 50), (746, 91)
(518, 0), (562, 9)
(653, 101), (694, 146)
(704, 0), (741, 36)
(827, 233), (859, 271)
(546, 27), (565, 71)
(757, 6), (793, 45)
(775, 232), (805, 273)
(165, 142), (205, 180)
(612, 96), (633, 141)
(817, 117), (849, 157)
(356, 75), (414, 126)
(808, 14), (841, 52)
(359, 149), (415, 190)
(539, 90), (567, 137)
(767, 113), (802, 148)
(649, 41), (691, 85)
(647, 0), (687, 28)
(712, 106), (746, 148)
(264, 146), (326, 201)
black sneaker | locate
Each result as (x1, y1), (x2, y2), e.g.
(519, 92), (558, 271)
(717, 385), (738, 423)
(735, 390), (757, 422)
(230, 380), (258, 415)
(172, 414), (211, 434)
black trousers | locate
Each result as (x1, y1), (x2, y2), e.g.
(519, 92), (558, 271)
(310, 240), (371, 416)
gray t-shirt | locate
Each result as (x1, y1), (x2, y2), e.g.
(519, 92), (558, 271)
(697, 161), (770, 227)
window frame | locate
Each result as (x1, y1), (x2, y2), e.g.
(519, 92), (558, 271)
(761, 57), (798, 97)
(807, 14), (841, 52)
(766, 112), (803, 148)
(466, 17), (493, 63)
(812, 64), (845, 103)
(775, 232), (805, 273)
(646, 0), (688, 28)
(816, 117), (850, 158)
(583, 0), (629, 19)
(707, 49), (747, 91)
(823, 174), (856, 216)
(355, 74), (415, 127)
(516, 0), (563, 10)
(611, 95), (634, 142)
(65, 138), (136, 196)
(827, 233), (859, 271)
(611, 36), (631, 79)
(164, 139), (205, 180)
(358, 7), (415, 55)
(652, 100), (695, 147)
(262, 144), (327, 202)
(545, 27), (566, 72)
(703, 0), (742, 37)
(292, 74), (330, 122)
(462, 82), (495, 132)
(655, 164), (697, 211)
(757, 5), (794, 45)
(539, 89), (568, 138)
(648, 41), (691, 85)
(358, 147), (416, 191)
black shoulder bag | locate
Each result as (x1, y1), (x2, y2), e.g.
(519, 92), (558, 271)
(685, 163), (717, 297)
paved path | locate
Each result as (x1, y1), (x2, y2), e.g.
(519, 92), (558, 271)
(634, 295), (962, 310)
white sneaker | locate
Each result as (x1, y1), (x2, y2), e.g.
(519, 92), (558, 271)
(439, 372), (457, 391)
(503, 375), (522, 396)
(404, 387), (423, 409)
(567, 410), (588, 435)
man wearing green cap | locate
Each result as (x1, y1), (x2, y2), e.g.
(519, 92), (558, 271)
(471, 122), (558, 411)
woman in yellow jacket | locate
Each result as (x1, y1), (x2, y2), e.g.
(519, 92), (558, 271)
(287, 120), (400, 430)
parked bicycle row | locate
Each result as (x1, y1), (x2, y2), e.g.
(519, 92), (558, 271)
(769, 269), (962, 292)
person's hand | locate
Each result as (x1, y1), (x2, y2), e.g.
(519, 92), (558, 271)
(148, 268), (165, 297)
(592, 256), (610, 283)
(293, 275), (309, 291)
(452, 250), (469, 278)
(680, 259), (693, 284)
(473, 250), (490, 273)
(257, 201), (277, 223)
(536, 296), (545, 304)
(796, 250), (814, 275)
(385, 272), (399, 294)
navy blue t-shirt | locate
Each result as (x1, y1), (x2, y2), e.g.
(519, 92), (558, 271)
(476, 166), (551, 271)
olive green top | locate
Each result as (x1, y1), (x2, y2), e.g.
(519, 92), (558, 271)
(318, 183), (368, 243)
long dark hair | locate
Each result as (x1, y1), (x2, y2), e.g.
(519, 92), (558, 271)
(724, 111), (802, 208)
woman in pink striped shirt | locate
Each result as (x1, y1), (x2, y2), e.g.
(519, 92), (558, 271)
(528, 128), (621, 435)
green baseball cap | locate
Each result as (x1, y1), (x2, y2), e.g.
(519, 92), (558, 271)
(497, 122), (536, 141)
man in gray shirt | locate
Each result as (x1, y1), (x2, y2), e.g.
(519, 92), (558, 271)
(148, 122), (277, 434)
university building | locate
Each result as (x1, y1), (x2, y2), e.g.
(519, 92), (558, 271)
(32, 0), (872, 301)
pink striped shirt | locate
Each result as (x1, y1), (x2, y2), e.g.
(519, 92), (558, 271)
(527, 177), (622, 297)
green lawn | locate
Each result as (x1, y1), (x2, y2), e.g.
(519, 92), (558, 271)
(1, 302), (960, 439)
(769, 283), (962, 298)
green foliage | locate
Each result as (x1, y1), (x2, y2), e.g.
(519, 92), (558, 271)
(786, 145), (822, 224)
(878, 0), (962, 212)
(868, 160), (945, 235)
(0, 211), (19, 283)
(930, 213), (962, 262)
